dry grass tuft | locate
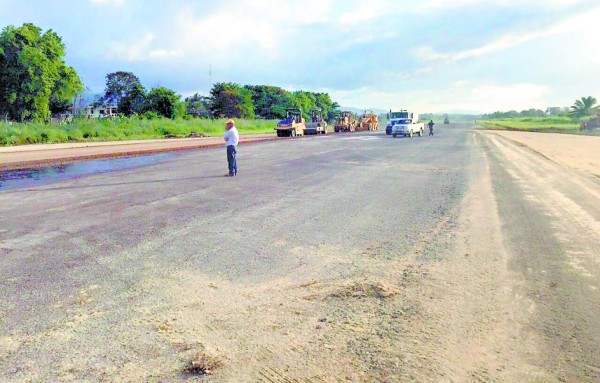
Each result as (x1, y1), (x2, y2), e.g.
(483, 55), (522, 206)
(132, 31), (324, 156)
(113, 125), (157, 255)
(328, 280), (400, 300)
(183, 352), (223, 376)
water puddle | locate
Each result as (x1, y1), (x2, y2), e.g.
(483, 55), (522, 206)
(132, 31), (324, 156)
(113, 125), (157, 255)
(0, 153), (176, 191)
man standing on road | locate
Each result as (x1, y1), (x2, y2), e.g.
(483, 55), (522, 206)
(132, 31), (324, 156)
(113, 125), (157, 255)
(224, 119), (239, 177)
(428, 120), (435, 136)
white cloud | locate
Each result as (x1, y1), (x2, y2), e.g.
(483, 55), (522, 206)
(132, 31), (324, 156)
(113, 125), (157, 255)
(419, 5), (600, 62)
(90, 0), (124, 5)
(148, 49), (183, 59)
(415, 0), (593, 13)
(330, 83), (550, 113)
(103, 0), (334, 64)
(336, 0), (389, 28)
(106, 33), (156, 62)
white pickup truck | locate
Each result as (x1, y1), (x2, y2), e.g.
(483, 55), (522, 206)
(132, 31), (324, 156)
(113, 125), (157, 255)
(390, 110), (424, 138)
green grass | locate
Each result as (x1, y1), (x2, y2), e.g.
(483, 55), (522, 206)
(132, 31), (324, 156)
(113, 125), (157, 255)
(479, 116), (580, 131)
(0, 118), (278, 146)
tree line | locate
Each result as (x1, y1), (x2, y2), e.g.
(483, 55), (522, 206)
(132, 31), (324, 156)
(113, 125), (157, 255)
(98, 78), (340, 122)
(483, 97), (599, 120)
(203, 83), (339, 121)
(0, 23), (340, 123)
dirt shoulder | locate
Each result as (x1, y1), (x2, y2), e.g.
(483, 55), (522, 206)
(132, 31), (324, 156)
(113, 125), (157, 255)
(480, 130), (600, 177)
(475, 130), (600, 382)
(0, 134), (276, 171)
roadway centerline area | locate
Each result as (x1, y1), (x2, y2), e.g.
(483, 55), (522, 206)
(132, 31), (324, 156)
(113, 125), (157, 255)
(1, 124), (598, 382)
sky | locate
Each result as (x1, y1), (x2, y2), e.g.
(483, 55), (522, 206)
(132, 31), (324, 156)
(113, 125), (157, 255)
(1, 0), (599, 113)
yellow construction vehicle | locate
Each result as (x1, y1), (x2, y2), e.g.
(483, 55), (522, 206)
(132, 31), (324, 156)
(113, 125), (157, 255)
(334, 111), (358, 132)
(275, 108), (305, 138)
(305, 108), (328, 135)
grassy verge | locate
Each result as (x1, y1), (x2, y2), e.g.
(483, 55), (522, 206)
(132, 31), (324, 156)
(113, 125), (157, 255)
(0, 118), (278, 146)
(478, 117), (584, 133)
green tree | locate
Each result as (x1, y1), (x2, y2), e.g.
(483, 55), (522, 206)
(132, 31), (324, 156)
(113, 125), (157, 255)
(206, 82), (339, 121)
(209, 83), (255, 119)
(103, 71), (146, 116)
(184, 93), (211, 118)
(545, 107), (568, 116)
(0, 23), (83, 122)
(519, 108), (545, 117)
(145, 86), (182, 119)
(244, 85), (292, 119)
(314, 93), (337, 121)
(291, 91), (316, 119)
(570, 96), (598, 119)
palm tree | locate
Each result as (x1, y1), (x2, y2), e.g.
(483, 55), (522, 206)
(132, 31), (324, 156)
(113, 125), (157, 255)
(570, 96), (598, 118)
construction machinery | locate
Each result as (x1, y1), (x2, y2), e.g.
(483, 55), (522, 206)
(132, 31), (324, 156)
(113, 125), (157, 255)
(334, 111), (358, 132)
(357, 110), (379, 131)
(275, 108), (305, 138)
(305, 108), (328, 135)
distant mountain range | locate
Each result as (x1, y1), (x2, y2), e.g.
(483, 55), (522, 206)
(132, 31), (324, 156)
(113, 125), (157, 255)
(339, 106), (482, 116)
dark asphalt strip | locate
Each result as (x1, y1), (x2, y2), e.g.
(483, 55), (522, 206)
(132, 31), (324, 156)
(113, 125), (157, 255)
(0, 126), (472, 381)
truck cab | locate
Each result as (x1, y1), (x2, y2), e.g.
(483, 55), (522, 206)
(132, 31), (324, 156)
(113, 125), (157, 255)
(388, 110), (425, 138)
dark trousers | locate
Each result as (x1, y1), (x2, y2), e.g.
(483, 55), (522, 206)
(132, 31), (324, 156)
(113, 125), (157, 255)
(227, 145), (237, 175)
(429, 127), (434, 136)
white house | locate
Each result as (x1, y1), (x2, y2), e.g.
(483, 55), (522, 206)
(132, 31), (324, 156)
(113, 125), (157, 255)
(85, 105), (118, 118)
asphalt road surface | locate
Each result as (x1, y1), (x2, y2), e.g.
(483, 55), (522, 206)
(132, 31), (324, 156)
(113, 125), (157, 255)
(1, 125), (598, 382)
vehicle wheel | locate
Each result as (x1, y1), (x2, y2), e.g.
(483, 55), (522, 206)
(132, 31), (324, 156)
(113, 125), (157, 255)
(276, 130), (281, 137)
(392, 134), (397, 138)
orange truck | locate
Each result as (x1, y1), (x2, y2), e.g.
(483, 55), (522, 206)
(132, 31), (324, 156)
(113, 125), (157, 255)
(356, 110), (379, 131)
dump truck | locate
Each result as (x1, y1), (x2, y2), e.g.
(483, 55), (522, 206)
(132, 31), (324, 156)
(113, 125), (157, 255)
(275, 108), (305, 137)
(334, 111), (358, 132)
(389, 109), (424, 138)
(357, 110), (379, 131)
(305, 108), (328, 135)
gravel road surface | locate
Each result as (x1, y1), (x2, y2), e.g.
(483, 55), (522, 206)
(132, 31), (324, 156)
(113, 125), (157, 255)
(0, 125), (598, 382)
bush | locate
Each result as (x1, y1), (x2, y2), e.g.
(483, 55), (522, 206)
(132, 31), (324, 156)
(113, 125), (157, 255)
(0, 117), (278, 146)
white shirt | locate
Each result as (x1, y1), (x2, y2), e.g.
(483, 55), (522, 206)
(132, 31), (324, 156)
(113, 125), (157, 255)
(224, 126), (239, 147)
